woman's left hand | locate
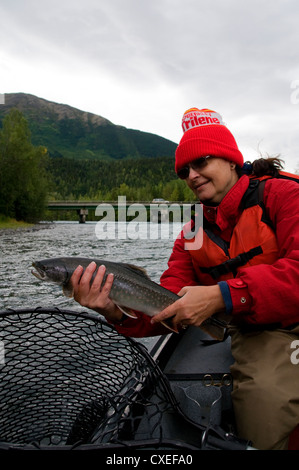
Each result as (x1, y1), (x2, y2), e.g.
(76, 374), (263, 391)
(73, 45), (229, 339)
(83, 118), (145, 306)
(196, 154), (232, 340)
(151, 284), (226, 330)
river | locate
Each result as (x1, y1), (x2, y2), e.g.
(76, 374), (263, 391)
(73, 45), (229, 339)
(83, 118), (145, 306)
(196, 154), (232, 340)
(0, 221), (182, 350)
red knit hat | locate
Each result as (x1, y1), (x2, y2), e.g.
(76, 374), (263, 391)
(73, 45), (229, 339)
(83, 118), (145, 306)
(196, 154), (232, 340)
(175, 108), (243, 173)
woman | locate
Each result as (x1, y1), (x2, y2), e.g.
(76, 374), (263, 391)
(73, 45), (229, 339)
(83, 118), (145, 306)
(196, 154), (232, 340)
(71, 108), (299, 450)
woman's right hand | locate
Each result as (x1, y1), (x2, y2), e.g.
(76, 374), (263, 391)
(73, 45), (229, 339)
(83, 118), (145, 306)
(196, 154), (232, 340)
(70, 262), (124, 322)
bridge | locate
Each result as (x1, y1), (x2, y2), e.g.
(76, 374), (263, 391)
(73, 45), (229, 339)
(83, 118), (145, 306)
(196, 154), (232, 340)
(47, 200), (188, 223)
(47, 201), (144, 223)
(47, 201), (154, 210)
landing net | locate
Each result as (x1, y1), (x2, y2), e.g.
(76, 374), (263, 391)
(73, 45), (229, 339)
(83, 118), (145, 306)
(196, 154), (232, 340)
(0, 307), (248, 450)
(0, 307), (194, 449)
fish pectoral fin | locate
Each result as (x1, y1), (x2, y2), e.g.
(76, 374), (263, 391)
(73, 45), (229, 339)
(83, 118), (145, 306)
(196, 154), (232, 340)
(62, 284), (74, 298)
(116, 305), (138, 319)
(161, 319), (179, 334)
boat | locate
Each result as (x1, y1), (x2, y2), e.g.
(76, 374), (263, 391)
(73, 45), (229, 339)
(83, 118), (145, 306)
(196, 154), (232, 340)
(0, 307), (254, 451)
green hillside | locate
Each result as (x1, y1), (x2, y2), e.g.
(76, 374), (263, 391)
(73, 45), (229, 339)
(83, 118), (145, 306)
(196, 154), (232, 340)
(46, 156), (192, 200)
(0, 93), (177, 160)
(0, 105), (194, 223)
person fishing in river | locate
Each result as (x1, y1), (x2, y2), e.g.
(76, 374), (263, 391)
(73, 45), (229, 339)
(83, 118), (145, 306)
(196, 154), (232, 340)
(70, 107), (299, 450)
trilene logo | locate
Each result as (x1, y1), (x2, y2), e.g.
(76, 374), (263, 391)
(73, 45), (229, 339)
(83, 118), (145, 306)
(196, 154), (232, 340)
(182, 109), (223, 133)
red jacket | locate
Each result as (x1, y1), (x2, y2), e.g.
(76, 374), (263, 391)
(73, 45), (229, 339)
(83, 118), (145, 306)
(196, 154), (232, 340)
(113, 175), (299, 337)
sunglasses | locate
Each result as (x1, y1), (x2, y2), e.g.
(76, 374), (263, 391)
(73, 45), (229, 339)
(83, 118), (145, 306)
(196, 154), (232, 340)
(176, 156), (211, 180)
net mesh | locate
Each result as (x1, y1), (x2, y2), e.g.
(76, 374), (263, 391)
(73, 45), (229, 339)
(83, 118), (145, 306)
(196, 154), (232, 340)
(0, 307), (201, 450)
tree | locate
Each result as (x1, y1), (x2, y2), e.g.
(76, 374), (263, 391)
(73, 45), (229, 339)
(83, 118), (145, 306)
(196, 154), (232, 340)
(0, 109), (49, 222)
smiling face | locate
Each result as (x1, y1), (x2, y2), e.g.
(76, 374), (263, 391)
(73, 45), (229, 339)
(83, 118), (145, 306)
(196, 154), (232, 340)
(186, 157), (239, 203)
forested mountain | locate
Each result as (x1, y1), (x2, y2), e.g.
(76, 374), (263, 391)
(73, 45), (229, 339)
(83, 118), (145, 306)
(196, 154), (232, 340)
(0, 93), (177, 160)
(46, 156), (194, 202)
(0, 96), (194, 223)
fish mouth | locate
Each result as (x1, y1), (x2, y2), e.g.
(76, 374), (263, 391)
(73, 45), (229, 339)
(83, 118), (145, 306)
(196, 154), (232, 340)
(31, 263), (47, 281)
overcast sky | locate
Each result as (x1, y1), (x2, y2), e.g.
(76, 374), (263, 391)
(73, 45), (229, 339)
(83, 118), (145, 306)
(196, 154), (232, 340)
(1, 0), (299, 171)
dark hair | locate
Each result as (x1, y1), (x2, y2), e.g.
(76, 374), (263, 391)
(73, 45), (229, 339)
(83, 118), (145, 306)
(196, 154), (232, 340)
(237, 156), (284, 178)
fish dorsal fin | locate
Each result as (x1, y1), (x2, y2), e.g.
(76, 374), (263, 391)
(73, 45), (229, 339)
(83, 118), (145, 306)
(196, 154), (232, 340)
(120, 263), (151, 279)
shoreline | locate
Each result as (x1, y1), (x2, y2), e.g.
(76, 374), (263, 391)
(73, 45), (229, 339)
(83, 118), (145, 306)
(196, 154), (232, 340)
(0, 222), (55, 236)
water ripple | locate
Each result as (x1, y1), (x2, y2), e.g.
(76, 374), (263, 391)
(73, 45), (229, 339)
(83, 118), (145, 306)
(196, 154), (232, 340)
(0, 222), (181, 349)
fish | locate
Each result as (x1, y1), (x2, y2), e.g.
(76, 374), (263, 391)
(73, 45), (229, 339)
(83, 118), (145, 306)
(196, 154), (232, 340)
(31, 257), (228, 339)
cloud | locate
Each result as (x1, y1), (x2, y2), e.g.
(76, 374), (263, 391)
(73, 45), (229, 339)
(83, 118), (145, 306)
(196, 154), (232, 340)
(0, 0), (298, 171)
